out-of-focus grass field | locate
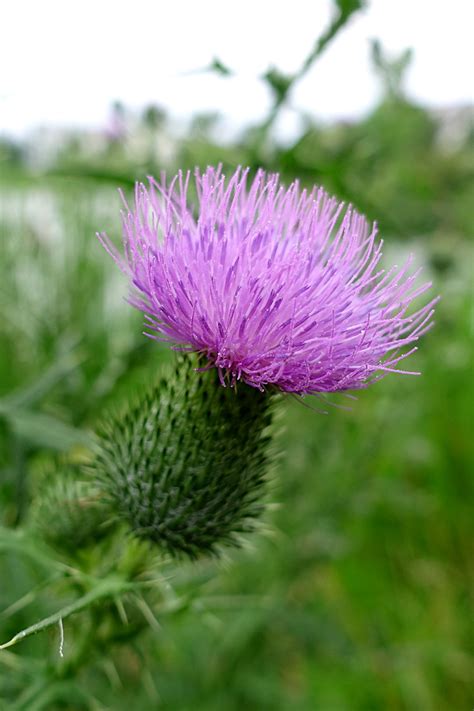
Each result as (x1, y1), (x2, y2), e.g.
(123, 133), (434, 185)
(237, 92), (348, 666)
(0, 47), (473, 710)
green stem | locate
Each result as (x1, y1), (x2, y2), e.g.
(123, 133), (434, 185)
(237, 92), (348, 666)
(0, 577), (133, 651)
(257, 0), (365, 143)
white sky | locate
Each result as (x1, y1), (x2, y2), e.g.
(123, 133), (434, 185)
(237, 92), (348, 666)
(1, 0), (473, 138)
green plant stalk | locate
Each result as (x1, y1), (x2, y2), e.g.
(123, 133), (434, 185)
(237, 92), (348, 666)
(257, 0), (366, 142)
(0, 577), (134, 652)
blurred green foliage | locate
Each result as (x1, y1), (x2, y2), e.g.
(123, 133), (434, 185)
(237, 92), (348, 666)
(0, 6), (473, 708)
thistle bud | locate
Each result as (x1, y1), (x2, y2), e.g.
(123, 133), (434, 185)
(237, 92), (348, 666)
(30, 463), (109, 553)
(94, 355), (275, 559)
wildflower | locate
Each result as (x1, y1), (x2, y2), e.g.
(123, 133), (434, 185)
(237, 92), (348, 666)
(99, 166), (436, 395)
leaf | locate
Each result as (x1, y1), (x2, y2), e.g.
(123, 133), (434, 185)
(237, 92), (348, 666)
(0, 348), (82, 411)
(4, 409), (92, 451)
(208, 57), (233, 77)
(335, 0), (366, 15)
(262, 68), (293, 103)
(370, 39), (413, 98)
(0, 577), (134, 651)
(0, 527), (71, 574)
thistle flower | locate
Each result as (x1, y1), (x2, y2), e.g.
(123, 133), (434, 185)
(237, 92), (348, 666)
(95, 167), (437, 558)
(99, 166), (436, 395)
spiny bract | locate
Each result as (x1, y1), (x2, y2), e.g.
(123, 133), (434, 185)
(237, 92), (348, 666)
(30, 463), (108, 553)
(94, 356), (275, 558)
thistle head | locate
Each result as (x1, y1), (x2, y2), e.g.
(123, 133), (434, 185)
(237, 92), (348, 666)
(94, 355), (275, 559)
(99, 165), (437, 396)
(30, 462), (109, 553)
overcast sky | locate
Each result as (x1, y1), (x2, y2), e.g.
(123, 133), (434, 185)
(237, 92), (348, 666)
(1, 0), (473, 138)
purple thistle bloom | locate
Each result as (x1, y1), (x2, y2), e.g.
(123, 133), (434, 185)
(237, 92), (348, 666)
(99, 166), (437, 395)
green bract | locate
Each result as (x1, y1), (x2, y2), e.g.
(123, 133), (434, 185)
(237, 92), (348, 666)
(30, 463), (109, 553)
(94, 355), (276, 559)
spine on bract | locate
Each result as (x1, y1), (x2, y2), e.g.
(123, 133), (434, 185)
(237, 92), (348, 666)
(94, 355), (276, 559)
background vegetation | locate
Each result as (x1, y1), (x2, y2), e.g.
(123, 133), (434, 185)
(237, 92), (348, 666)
(0, 2), (473, 708)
